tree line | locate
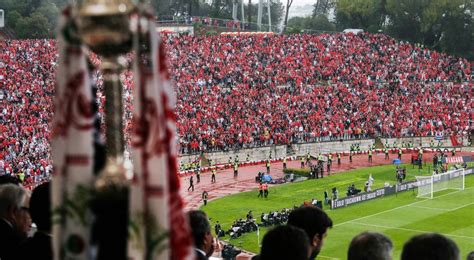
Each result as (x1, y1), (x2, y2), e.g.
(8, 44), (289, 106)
(1, 0), (472, 59)
(288, 0), (473, 59)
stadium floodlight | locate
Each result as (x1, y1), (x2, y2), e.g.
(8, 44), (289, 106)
(416, 169), (465, 199)
(0, 9), (4, 28)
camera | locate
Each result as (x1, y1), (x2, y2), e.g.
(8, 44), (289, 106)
(221, 244), (242, 260)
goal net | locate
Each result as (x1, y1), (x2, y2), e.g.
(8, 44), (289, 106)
(415, 169), (465, 199)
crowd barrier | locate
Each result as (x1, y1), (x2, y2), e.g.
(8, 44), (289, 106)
(178, 147), (471, 176)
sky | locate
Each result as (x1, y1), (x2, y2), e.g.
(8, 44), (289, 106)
(292, 0), (315, 5)
(288, 0), (315, 17)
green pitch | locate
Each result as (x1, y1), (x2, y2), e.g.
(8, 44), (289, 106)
(202, 164), (474, 259)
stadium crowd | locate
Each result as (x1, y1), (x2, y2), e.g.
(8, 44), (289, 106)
(1, 33), (472, 181)
(0, 39), (55, 186)
(167, 33), (471, 153)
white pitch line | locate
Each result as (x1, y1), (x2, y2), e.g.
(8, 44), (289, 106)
(409, 205), (450, 211)
(409, 201), (474, 212)
(317, 255), (340, 260)
(450, 202), (474, 211)
(334, 187), (474, 227)
(349, 222), (474, 240)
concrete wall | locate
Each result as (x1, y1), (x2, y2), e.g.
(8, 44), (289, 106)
(179, 137), (471, 165)
(381, 136), (455, 148)
(292, 139), (374, 156)
(179, 145), (287, 165)
(178, 139), (374, 165)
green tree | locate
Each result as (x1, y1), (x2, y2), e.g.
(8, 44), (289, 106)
(15, 12), (51, 38)
(36, 2), (59, 30)
(287, 15), (336, 33)
(282, 0), (294, 33)
(385, 0), (473, 59)
(305, 14), (336, 31)
(5, 10), (23, 28)
(211, 0), (233, 19)
(437, 0), (473, 58)
(262, 0), (284, 30)
(313, 0), (334, 17)
(335, 0), (385, 31)
(384, 0), (429, 44)
(287, 16), (305, 31)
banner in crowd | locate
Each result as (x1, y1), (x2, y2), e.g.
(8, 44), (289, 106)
(445, 156), (473, 164)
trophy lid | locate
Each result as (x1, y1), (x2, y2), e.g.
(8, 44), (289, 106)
(78, 0), (135, 16)
(75, 0), (136, 56)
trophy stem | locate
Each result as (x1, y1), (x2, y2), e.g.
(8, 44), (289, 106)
(90, 57), (129, 260)
(74, 0), (136, 258)
(102, 58), (125, 157)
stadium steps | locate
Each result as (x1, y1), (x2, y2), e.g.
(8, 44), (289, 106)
(286, 144), (296, 156)
(374, 137), (384, 149)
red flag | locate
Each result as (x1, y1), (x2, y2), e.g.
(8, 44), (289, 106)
(128, 11), (194, 260)
(51, 6), (95, 259)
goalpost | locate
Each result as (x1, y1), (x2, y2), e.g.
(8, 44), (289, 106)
(415, 169), (465, 199)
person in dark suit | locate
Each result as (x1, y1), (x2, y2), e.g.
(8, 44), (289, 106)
(0, 183), (30, 260)
(402, 233), (459, 260)
(287, 206), (333, 260)
(188, 210), (215, 260)
(19, 182), (52, 260)
(259, 225), (310, 260)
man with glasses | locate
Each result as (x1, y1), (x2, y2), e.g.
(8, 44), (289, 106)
(0, 183), (31, 260)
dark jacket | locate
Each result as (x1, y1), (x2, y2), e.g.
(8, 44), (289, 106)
(0, 218), (24, 260)
(18, 231), (53, 260)
(195, 249), (208, 260)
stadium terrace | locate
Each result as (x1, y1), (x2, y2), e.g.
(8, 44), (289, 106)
(0, 33), (472, 180)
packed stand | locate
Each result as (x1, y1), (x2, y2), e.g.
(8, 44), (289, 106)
(166, 33), (472, 153)
(1, 33), (472, 180)
(0, 40), (55, 187)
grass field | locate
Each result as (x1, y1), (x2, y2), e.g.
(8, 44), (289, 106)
(202, 164), (474, 259)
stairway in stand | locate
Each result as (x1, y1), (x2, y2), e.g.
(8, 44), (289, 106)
(374, 137), (384, 149)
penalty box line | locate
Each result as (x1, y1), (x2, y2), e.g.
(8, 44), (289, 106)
(334, 186), (474, 227)
(410, 201), (474, 212)
(348, 222), (474, 240)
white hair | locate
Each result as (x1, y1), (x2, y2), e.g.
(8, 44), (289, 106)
(0, 184), (27, 217)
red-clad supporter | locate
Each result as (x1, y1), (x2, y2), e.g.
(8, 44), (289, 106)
(1, 39), (55, 184)
(166, 33), (471, 153)
(0, 33), (472, 178)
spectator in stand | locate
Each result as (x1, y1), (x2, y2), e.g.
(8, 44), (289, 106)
(467, 251), (474, 260)
(348, 231), (393, 260)
(1, 40), (55, 188)
(166, 33), (471, 153)
(2, 34), (472, 181)
(259, 225), (310, 260)
(0, 184), (30, 260)
(401, 233), (459, 260)
(188, 210), (215, 260)
(0, 175), (21, 186)
(287, 205), (333, 260)
(19, 182), (52, 260)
